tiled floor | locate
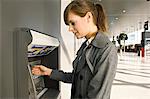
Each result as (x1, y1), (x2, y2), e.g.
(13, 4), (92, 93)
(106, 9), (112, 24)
(111, 52), (150, 99)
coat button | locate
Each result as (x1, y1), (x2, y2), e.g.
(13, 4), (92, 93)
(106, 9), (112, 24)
(80, 75), (83, 80)
(79, 94), (82, 98)
(87, 44), (92, 49)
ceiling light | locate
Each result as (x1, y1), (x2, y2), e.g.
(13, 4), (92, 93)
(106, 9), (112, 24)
(122, 10), (126, 13)
(115, 17), (119, 20)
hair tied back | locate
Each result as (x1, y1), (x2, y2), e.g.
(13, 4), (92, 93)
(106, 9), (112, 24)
(93, 0), (101, 6)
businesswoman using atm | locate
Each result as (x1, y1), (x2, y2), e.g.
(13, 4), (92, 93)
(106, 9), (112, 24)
(32, 0), (118, 99)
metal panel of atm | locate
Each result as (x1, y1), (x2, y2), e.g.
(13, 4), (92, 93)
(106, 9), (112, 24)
(13, 28), (60, 99)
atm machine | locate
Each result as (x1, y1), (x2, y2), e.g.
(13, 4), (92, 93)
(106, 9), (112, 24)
(13, 28), (60, 99)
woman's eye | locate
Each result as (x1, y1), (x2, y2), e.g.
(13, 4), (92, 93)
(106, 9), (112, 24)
(71, 22), (75, 26)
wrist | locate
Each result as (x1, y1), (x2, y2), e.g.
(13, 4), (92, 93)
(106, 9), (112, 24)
(45, 68), (52, 76)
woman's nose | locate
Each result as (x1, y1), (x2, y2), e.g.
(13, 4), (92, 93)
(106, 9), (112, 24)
(68, 26), (74, 32)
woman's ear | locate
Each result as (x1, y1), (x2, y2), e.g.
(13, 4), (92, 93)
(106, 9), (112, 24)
(85, 12), (93, 23)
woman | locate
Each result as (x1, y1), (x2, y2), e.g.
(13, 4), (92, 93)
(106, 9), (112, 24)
(32, 0), (118, 99)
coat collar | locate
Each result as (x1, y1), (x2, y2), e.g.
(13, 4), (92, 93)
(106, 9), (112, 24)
(91, 32), (111, 48)
(76, 32), (110, 55)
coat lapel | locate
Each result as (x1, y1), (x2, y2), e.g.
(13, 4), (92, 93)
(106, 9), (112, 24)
(73, 41), (87, 73)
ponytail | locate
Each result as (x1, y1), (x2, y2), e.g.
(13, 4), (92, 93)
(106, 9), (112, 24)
(95, 3), (108, 33)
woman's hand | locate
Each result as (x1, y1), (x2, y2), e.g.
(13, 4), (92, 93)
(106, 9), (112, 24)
(32, 65), (52, 76)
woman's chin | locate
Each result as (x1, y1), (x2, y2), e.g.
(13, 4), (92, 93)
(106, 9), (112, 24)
(75, 34), (84, 39)
(76, 36), (82, 39)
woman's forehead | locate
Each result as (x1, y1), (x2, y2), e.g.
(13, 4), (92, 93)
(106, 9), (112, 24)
(68, 12), (81, 20)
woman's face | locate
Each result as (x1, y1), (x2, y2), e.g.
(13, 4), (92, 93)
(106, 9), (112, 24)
(67, 11), (89, 39)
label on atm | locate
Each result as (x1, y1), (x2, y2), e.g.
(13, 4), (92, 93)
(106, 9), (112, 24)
(28, 45), (56, 57)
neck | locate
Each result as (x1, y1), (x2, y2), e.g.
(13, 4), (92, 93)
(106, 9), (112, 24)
(85, 25), (98, 39)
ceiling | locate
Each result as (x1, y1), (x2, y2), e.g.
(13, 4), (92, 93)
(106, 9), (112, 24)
(99, 0), (150, 36)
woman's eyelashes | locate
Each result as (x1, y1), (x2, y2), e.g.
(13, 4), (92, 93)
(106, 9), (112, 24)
(71, 22), (75, 26)
(69, 21), (75, 26)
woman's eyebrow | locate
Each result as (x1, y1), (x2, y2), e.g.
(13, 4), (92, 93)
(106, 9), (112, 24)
(68, 20), (73, 23)
(68, 20), (75, 25)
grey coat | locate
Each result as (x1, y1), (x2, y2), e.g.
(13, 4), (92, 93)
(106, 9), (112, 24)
(50, 33), (118, 99)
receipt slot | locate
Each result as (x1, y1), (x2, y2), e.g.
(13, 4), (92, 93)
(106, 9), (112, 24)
(13, 28), (60, 99)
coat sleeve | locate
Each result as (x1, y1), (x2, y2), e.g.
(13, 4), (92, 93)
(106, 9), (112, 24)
(49, 70), (73, 83)
(87, 45), (118, 99)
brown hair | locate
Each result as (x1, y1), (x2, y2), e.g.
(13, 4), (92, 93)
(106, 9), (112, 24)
(64, 0), (108, 33)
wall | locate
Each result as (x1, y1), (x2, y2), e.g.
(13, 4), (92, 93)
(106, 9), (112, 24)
(1, 0), (61, 98)
(1, 0), (44, 97)
(0, 0), (2, 98)
(60, 0), (74, 99)
(43, 0), (61, 38)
